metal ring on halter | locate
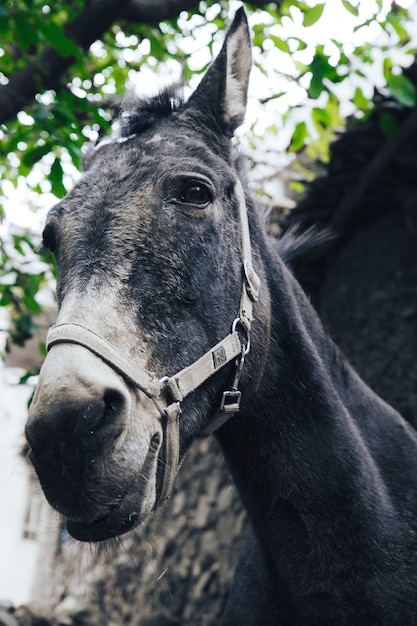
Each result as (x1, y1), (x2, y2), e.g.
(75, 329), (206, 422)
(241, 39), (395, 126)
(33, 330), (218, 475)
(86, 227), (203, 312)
(232, 317), (251, 355)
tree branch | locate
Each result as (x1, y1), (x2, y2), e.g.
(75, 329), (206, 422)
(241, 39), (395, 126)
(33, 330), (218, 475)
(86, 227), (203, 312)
(0, 0), (285, 125)
(0, 0), (135, 125)
(119, 0), (284, 22)
(0, 0), (204, 125)
(120, 0), (200, 22)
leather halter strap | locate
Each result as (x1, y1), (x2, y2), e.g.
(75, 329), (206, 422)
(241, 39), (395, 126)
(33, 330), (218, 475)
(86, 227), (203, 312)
(45, 179), (260, 504)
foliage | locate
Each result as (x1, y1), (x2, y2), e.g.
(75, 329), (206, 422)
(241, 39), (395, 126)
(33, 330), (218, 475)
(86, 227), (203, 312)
(0, 0), (416, 362)
(0, 229), (55, 346)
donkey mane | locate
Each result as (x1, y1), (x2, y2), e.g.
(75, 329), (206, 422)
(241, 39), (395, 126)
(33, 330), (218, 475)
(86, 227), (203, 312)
(231, 151), (333, 268)
(276, 224), (335, 268)
(118, 86), (184, 137)
(82, 87), (184, 170)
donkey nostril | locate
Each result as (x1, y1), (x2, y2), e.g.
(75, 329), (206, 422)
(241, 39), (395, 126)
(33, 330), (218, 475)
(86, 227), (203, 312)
(84, 388), (129, 446)
(26, 386), (130, 468)
(102, 388), (127, 425)
(25, 421), (47, 457)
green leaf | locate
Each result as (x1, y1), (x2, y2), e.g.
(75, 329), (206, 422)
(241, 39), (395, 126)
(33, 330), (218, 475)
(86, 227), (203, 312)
(312, 107), (331, 131)
(352, 87), (370, 111)
(23, 290), (41, 314)
(11, 234), (28, 256)
(14, 13), (39, 49)
(21, 143), (52, 169)
(66, 143), (82, 169)
(303, 4), (325, 27)
(341, 0), (359, 17)
(20, 371), (39, 384)
(289, 37), (307, 51)
(383, 57), (393, 82)
(379, 113), (399, 139)
(33, 104), (53, 123)
(149, 34), (166, 58)
(40, 22), (81, 59)
(289, 121), (309, 152)
(0, 5), (9, 33)
(290, 180), (306, 194)
(387, 74), (416, 107)
(49, 157), (67, 198)
(270, 35), (290, 54)
(308, 47), (340, 99)
(11, 312), (34, 345)
(324, 92), (342, 128)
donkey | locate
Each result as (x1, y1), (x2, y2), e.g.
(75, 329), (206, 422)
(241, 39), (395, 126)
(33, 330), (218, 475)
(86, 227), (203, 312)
(25, 8), (417, 625)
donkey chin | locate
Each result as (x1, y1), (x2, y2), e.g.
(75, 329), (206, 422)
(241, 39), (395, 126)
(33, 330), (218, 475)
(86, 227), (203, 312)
(67, 436), (161, 543)
(26, 343), (164, 542)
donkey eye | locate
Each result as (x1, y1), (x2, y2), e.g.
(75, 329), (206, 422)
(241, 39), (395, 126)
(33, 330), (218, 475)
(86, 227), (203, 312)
(177, 184), (212, 208)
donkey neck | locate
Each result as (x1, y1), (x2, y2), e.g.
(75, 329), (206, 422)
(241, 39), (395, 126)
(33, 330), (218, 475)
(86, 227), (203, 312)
(215, 246), (417, 601)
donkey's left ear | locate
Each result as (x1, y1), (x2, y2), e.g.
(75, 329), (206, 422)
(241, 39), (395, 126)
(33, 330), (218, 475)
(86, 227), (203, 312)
(186, 7), (252, 136)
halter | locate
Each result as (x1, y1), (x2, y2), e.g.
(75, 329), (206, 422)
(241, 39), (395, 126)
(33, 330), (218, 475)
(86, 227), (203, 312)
(46, 180), (260, 504)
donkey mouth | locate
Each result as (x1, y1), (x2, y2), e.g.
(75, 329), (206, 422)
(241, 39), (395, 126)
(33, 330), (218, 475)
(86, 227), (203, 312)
(66, 507), (140, 542)
(63, 433), (161, 542)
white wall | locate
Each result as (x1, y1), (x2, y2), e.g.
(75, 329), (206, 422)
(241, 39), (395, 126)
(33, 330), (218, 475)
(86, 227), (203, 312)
(0, 365), (40, 606)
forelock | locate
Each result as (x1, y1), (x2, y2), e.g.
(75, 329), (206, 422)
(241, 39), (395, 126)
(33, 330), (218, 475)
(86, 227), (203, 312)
(117, 87), (184, 137)
(82, 87), (186, 171)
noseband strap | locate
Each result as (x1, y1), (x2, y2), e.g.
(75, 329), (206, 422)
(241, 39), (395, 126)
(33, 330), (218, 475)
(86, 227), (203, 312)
(47, 323), (160, 396)
(45, 179), (260, 505)
(47, 322), (242, 414)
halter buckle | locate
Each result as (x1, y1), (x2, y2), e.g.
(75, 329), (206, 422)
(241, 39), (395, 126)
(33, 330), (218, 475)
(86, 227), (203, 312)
(198, 388), (241, 437)
(219, 389), (242, 414)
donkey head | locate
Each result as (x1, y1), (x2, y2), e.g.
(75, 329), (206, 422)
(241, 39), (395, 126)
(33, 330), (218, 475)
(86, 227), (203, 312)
(26, 8), (265, 542)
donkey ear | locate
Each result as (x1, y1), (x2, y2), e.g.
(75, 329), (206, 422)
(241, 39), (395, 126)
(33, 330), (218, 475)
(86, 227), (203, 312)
(186, 7), (252, 136)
